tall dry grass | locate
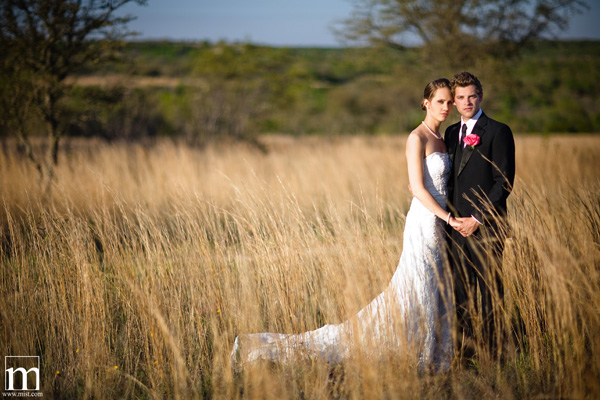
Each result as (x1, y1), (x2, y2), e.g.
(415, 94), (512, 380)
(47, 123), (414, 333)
(1, 134), (599, 399)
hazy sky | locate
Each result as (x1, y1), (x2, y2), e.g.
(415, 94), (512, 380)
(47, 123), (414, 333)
(119, 0), (600, 47)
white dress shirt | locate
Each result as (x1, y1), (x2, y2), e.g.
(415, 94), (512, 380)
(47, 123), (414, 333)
(460, 108), (482, 147)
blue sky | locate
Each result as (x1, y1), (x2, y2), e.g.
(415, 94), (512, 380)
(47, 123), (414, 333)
(119, 0), (600, 47)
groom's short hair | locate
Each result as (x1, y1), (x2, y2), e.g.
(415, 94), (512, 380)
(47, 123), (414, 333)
(450, 71), (483, 98)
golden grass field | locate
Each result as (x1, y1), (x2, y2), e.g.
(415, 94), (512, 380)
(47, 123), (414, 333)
(1, 134), (599, 399)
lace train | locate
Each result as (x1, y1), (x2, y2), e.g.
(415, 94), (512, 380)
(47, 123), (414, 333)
(232, 152), (454, 371)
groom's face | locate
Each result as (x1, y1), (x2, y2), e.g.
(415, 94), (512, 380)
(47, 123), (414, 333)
(453, 85), (482, 121)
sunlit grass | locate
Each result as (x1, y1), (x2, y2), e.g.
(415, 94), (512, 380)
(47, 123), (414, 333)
(1, 134), (599, 399)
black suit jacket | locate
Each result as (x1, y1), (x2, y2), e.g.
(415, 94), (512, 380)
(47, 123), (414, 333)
(445, 112), (515, 223)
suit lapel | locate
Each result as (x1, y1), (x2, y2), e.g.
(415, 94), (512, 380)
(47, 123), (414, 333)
(457, 140), (474, 176)
(457, 112), (488, 176)
(446, 123), (459, 166)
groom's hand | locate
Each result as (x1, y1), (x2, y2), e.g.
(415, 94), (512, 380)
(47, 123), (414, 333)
(455, 217), (480, 237)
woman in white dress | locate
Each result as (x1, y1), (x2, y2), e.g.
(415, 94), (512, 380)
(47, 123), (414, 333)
(231, 79), (461, 372)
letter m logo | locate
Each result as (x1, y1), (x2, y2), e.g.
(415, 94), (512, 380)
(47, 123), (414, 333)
(5, 356), (40, 391)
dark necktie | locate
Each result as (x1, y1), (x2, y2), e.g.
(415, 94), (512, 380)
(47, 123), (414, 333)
(456, 124), (467, 163)
(460, 124), (467, 148)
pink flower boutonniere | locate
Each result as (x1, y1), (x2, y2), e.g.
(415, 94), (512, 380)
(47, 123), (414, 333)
(463, 133), (480, 149)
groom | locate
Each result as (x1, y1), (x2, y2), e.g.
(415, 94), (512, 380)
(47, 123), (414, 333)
(444, 71), (515, 356)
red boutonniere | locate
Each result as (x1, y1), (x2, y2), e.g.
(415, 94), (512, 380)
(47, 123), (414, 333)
(463, 133), (480, 149)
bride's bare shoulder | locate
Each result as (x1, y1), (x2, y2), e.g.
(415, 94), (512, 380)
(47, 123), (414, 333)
(407, 126), (427, 145)
(406, 129), (427, 158)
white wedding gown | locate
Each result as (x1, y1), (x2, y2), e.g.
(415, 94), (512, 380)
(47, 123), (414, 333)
(231, 152), (454, 372)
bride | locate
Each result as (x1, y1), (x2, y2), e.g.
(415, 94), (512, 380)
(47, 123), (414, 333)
(231, 78), (460, 372)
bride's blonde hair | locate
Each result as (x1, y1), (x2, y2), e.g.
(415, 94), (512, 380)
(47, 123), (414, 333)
(421, 78), (450, 111)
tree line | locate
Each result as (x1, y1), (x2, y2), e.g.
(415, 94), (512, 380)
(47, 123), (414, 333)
(45, 40), (600, 136)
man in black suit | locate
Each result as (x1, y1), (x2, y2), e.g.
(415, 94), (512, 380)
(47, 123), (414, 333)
(445, 71), (515, 356)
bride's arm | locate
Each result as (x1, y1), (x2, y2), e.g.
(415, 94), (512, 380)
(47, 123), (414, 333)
(405, 133), (459, 227)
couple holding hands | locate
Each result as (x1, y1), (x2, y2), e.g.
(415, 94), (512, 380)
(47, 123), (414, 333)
(232, 71), (516, 373)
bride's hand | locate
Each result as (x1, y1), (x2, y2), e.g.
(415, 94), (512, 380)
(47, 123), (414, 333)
(448, 217), (462, 230)
(454, 216), (480, 237)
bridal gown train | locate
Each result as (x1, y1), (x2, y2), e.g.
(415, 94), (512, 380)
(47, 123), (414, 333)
(231, 152), (454, 371)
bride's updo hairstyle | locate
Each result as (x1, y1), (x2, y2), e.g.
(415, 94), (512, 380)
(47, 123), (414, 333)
(421, 78), (451, 111)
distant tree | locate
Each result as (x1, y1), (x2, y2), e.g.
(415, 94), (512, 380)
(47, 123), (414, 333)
(187, 43), (295, 150)
(0, 0), (146, 193)
(336, 0), (587, 67)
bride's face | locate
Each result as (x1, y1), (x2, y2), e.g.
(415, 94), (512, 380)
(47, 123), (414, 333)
(425, 87), (453, 122)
